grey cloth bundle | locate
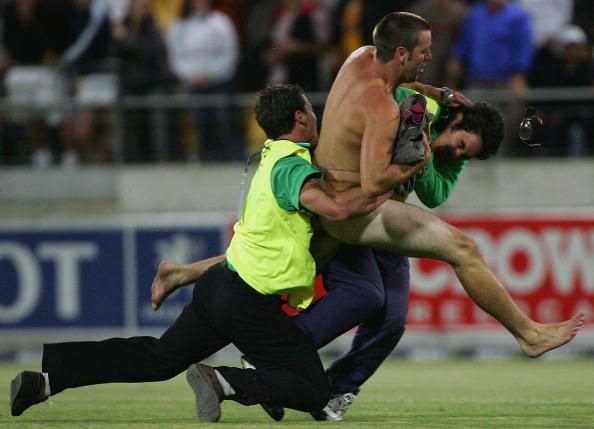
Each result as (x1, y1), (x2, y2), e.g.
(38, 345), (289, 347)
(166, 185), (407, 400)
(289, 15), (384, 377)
(392, 94), (433, 165)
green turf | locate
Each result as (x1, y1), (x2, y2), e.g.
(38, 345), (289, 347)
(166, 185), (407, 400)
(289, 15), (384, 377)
(1, 359), (593, 428)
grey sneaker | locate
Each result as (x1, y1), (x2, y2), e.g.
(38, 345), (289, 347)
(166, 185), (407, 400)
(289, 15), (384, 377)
(240, 355), (285, 421)
(392, 94), (430, 165)
(186, 363), (224, 422)
(323, 392), (356, 421)
(10, 371), (48, 416)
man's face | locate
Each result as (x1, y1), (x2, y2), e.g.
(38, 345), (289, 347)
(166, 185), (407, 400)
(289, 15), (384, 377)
(300, 95), (318, 144)
(402, 30), (432, 83)
(431, 115), (483, 160)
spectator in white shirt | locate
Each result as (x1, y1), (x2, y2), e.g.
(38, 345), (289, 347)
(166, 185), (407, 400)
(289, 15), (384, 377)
(167, 0), (244, 161)
(518, 0), (573, 49)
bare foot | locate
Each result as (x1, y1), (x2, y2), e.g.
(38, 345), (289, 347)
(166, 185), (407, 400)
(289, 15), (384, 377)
(518, 312), (585, 357)
(151, 261), (184, 311)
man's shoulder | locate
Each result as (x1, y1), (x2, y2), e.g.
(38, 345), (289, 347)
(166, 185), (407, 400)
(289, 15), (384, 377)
(342, 46), (378, 76)
(346, 45), (375, 61)
(360, 81), (398, 115)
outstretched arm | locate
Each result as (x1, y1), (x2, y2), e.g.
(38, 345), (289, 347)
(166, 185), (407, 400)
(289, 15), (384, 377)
(151, 255), (225, 310)
(402, 82), (471, 107)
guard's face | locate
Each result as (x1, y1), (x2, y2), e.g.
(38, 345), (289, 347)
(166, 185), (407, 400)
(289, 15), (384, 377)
(432, 123), (483, 160)
(300, 95), (318, 145)
(402, 30), (432, 82)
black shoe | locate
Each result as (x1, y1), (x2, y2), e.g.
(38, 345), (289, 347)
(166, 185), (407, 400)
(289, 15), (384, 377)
(186, 364), (224, 422)
(309, 409), (328, 421)
(240, 355), (285, 421)
(10, 371), (48, 416)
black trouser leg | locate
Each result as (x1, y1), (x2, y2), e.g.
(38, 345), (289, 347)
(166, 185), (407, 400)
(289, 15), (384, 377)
(43, 296), (227, 395)
(200, 265), (330, 412)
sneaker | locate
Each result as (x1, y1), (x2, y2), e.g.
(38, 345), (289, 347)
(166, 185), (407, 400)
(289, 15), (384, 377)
(186, 363), (224, 422)
(392, 94), (430, 165)
(240, 355), (285, 421)
(323, 392), (356, 421)
(10, 371), (48, 416)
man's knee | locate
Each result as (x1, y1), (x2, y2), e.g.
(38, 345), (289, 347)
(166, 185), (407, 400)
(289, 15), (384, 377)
(354, 281), (385, 313)
(451, 232), (483, 265)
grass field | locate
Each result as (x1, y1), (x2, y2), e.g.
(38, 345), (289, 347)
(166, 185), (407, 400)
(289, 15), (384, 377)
(1, 359), (593, 428)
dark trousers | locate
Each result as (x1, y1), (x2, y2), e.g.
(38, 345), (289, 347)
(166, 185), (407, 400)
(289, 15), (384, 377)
(295, 245), (409, 394)
(42, 263), (329, 412)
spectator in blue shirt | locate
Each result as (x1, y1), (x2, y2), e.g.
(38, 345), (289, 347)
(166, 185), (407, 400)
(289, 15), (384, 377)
(447, 0), (533, 97)
(446, 0), (534, 156)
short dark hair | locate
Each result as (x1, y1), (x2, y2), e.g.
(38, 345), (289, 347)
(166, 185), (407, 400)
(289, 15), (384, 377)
(373, 12), (430, 63)
(436, 102), (504, 160)
(255, 84), (306, 139)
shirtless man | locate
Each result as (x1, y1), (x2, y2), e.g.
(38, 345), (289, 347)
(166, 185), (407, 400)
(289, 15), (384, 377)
(314, 11), (583, 358)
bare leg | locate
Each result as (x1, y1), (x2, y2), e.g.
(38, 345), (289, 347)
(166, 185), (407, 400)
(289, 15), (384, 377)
(148, 237), (340, 311)
(320, 200), (584, 357)
(151, 256), (225, 310)
(151, 262), (188, 311)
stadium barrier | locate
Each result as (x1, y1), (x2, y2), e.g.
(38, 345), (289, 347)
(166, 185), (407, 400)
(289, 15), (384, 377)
(0, 85), (593, 163)
(1, 212), (593, 359)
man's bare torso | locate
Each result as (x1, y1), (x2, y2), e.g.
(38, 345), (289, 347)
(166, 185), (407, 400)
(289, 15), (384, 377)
(314, 46), (399, 191)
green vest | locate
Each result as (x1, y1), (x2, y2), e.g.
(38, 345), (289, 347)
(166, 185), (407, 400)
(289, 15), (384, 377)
(226, 139), (316, 309)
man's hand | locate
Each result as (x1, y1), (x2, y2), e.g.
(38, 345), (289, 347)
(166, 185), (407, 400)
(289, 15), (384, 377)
(446, 90), (472, 107)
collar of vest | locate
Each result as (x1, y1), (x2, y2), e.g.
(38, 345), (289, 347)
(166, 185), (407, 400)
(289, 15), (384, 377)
(266, 139), (311, 149)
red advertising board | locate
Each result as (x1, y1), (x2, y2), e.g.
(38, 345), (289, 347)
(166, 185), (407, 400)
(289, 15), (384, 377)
(272, 215), (594, 329)
(407, 215), (594, 329)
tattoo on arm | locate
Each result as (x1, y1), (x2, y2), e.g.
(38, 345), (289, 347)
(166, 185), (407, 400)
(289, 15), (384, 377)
(309, 178), (336, 199)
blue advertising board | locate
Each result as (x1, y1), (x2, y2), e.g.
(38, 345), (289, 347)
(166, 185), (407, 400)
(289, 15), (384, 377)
(135, 227), (223, 327)
(0, 223), (225, 332)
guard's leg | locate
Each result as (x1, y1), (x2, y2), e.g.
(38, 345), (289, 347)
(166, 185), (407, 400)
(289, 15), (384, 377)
(295, 245), (385, 349)
(325, 253), (409, 394)
(320, 200), (584, 357)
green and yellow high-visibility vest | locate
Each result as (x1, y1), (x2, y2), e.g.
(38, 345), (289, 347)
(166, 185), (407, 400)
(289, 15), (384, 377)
(226, 139), (316, 309)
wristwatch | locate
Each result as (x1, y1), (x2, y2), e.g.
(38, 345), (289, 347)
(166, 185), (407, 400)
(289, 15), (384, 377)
(441, 87), (454, 104)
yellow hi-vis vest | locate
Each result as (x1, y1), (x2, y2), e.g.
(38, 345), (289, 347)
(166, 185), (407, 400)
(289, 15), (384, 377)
(226, 139), (316, 309)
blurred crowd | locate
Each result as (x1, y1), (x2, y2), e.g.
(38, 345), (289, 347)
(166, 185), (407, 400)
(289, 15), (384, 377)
(0, 0), (592, 165)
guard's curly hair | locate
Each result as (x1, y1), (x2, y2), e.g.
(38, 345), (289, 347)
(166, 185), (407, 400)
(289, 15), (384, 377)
(435, 102), (505, 160)
(255, 84), (306, 139)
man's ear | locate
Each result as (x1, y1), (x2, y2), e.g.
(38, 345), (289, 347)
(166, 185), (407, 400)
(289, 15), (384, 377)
(450, 112), (464, 129)
(396, 47), (409, 64)
(295, 110), (306, 126)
